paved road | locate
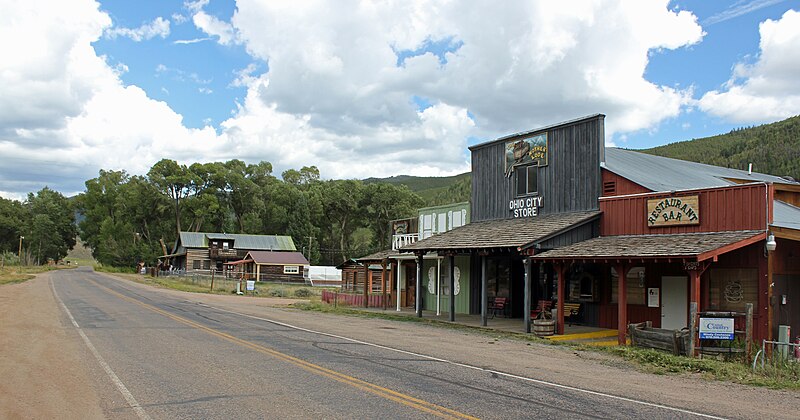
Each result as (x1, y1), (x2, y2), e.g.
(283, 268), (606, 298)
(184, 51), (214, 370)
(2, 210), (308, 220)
(52, 268), (732, 419)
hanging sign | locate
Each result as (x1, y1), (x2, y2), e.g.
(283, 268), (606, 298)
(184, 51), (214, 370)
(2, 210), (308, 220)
(505, 133), (548, 175)
(246, 280), (256, 291)
(699, 318), (735, 340)
(647, 195), (700, 227)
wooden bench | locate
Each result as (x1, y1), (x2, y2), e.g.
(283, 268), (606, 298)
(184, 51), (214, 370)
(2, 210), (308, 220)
(563, 302), (582, 325)
(488, 297), (508, 318)
(531, 299), (552, 319)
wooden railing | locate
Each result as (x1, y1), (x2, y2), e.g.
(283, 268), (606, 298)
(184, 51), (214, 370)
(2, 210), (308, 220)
(392, 233), (419, 250)
(209, 248), (238, 259)
(321, 290), (388, 307)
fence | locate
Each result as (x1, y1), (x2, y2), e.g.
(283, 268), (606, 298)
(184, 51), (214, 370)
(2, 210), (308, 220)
(752, 339), (800, 370)
(321, 290), (388, 308)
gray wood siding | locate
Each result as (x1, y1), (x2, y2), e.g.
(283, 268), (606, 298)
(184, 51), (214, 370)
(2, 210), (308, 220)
(471, 115), (604, 222)
(538, 221), (599, 250)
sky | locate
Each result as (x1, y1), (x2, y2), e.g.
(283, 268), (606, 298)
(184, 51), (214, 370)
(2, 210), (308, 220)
(1, 0), (799, 200)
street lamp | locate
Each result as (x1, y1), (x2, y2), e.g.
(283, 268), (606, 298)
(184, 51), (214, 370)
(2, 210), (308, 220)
(18, 236), (24, 265)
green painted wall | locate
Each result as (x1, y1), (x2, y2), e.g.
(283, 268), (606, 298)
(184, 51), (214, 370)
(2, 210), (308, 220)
(422, 256), (471, 314)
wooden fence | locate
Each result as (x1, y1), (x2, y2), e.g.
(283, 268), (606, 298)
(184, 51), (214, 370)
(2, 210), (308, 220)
(628, 321), (691, 356)
(321, 290), (387, 308)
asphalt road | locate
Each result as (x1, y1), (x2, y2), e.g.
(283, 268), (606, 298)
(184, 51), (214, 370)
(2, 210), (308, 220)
(52, 267), (729, 419)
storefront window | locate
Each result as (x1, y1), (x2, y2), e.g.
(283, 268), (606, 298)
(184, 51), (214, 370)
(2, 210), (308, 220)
(708, 268), (757, 312)
(567, 264), (600, 302)
(487, 257), (511, 298)
(611, 267), (646, 305)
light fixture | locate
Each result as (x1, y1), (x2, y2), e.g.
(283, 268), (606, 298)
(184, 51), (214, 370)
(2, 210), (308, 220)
(766, 233), (777, 252)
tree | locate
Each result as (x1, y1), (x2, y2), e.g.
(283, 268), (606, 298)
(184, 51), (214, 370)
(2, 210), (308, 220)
(24, 187), (77, 263)
(0, 197), (24, 253)
(364, 183), (424, 250)
(148, 159), (193, 237)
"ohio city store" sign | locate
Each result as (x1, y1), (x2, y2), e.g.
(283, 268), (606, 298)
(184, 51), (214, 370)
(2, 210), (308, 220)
(647, 195), (700, 227)
(509, 196), (543, 218)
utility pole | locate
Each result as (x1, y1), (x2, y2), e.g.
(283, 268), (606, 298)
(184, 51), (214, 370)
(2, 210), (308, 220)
(305, 236), (313, 262)
(18, 236), (24, 265)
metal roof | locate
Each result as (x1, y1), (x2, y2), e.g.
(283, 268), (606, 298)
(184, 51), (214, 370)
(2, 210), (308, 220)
(773, 200), (800, 231)
(245, 251), (308, 265)
(604, 148), (796, 192)
(177, 232), (296, 251)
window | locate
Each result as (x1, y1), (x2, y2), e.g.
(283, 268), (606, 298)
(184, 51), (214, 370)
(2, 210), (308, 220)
(284, 265), (300, 274)
(192, 260), (201, 270)
(202, 260), (211, 270)
(515, 165), (537, 196)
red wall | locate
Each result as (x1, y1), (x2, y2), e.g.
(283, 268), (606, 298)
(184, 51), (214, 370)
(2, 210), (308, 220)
(601, 169), (651, 196)
(600, 183), (773, 236)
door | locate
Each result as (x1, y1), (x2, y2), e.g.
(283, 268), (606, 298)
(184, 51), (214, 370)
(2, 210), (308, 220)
(406, 267), (416, 308)
(661, 276), (688, 329)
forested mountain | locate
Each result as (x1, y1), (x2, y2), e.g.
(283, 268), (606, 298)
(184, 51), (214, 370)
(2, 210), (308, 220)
(364, 172), (471, 206)
(641, 115), (800, 181)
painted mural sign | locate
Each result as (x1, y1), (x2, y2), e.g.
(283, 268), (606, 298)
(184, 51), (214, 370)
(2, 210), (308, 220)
(509, 196), (543, 218)
(646, 195), (700, 227)
(699, 317), (735, 340)
(505, 133), (548, 174)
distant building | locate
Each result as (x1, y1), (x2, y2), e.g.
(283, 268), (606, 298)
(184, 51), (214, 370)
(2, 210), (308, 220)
(166, 232), (296, 276)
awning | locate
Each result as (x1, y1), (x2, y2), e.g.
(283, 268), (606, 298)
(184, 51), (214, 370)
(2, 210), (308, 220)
(399, 211), (601, 254)
(532, 230), (765, 263)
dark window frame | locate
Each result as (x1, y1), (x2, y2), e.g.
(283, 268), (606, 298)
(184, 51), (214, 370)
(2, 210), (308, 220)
(515, 165), (538, 197)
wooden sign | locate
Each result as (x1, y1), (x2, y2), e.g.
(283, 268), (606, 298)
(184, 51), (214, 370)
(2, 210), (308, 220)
(647, 195), (699, 227)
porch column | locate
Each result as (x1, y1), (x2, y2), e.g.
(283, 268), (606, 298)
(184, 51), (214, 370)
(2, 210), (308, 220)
(396, 261), (401, 311)
(556, 263), (567, 335)
(481, 255), (487, 327)
(449, 254), (456, 322)
(688, 268), (701, 357)
(381, 259), (387, 310)
(256, 264), (261, 282)
(363, 264), (369, 308)
(524, 257), (532, 334)
(436, 257), (441, 316)
(615, 263), (629, 345)
(416, 253), (423, 317)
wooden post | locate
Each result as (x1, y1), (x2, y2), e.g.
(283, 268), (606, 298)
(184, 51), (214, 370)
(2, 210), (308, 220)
(746, 302), (754, 362)
(616, 263), (628, 345)
(481, 255), (487, 327)
(449, 254), (456, 322)
(689, 302), (698, 358)
(688, 268), (701, 357)
(524, 257), (531, 333)
(416, 253), (423, 317)
(210, 268), (215, 292)
(556, 263), (566, 335)
(396, 261), (401, 311)
(363, 264), (369, 308)
(381, 259), (387, 310)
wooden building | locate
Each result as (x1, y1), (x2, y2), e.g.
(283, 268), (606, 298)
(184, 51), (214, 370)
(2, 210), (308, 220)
(401, 114), (800, 347)
(167, 232), (296, 276)
(240, 250), (309, 283)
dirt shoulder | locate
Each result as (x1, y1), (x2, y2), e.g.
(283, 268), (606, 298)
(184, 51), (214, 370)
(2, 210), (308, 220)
(0, 272), (104, 420)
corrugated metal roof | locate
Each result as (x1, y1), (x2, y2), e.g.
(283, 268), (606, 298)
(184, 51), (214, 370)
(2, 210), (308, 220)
(604, 148), (796, 192)
(773, 200), (800, 230)
(246, 251), (308, 265)
(177, 232), (296, 251)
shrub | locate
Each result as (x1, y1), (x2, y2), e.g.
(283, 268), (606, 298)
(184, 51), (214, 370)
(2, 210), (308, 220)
(269, 287), (287, 297)
(294, 288), (313, 297)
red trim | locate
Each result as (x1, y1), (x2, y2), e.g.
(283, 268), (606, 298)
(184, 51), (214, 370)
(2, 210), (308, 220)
(696, 232), (764, 262)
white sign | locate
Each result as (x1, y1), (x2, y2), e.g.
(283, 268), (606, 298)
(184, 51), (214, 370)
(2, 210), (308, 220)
(648, 288), (659, 308)
(699, 318), (735, 340)
(508, 196), (543, 218)
(246, 280), (256, 291)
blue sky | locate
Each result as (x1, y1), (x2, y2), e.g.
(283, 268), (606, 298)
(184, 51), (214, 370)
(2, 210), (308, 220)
(1, 0), (799, 199)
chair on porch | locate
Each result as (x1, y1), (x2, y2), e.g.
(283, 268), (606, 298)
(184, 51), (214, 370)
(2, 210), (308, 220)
(531, 299), (552, 319)
(488, 297), (508, 318)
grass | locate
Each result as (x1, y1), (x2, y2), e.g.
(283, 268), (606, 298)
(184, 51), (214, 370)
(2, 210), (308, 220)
(0, 265), (65, 285)
(108, 271), (329, 299)
(294, 300), (800, 390)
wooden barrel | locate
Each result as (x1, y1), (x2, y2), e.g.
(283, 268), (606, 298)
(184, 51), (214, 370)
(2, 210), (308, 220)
(533, 319), (555, 336)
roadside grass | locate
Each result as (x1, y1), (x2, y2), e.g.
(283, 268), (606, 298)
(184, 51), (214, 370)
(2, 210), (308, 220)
(0, 265), (62, 285)
(295, 300), (800, 390)
(106, 270), (328, 298)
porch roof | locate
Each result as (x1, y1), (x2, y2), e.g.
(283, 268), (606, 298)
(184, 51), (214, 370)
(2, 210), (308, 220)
(399, 211), (601, 254)
(245, 251), (309, 265)
(532, 230), (765, 263)
(357, 249), (396, 262)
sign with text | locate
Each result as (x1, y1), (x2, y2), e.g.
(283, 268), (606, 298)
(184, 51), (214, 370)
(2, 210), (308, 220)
(509, 196), (543, 218)
(246, 280), (256, 291)
(648, 288), (659, 308)
(699, 317), (734, 340)
(647, 195), (700, 227)
(505, 133), (548, 175)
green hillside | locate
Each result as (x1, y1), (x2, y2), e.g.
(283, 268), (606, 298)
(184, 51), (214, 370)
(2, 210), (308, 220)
(641, 115), (800, 181)
(364, 172), (472, 206)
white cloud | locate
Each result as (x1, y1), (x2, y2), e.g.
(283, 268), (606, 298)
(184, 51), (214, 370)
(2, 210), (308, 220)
(1, 0), (712, 198)
(105, 17), (170, 42)
(699, 9), (800, 123)
(192, 11), (238, 45)
(703, 0), (785, 26)
(173, 37), (210, 45)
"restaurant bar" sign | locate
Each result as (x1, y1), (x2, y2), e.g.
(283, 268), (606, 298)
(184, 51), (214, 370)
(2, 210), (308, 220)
(647, 195), (700, 227)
